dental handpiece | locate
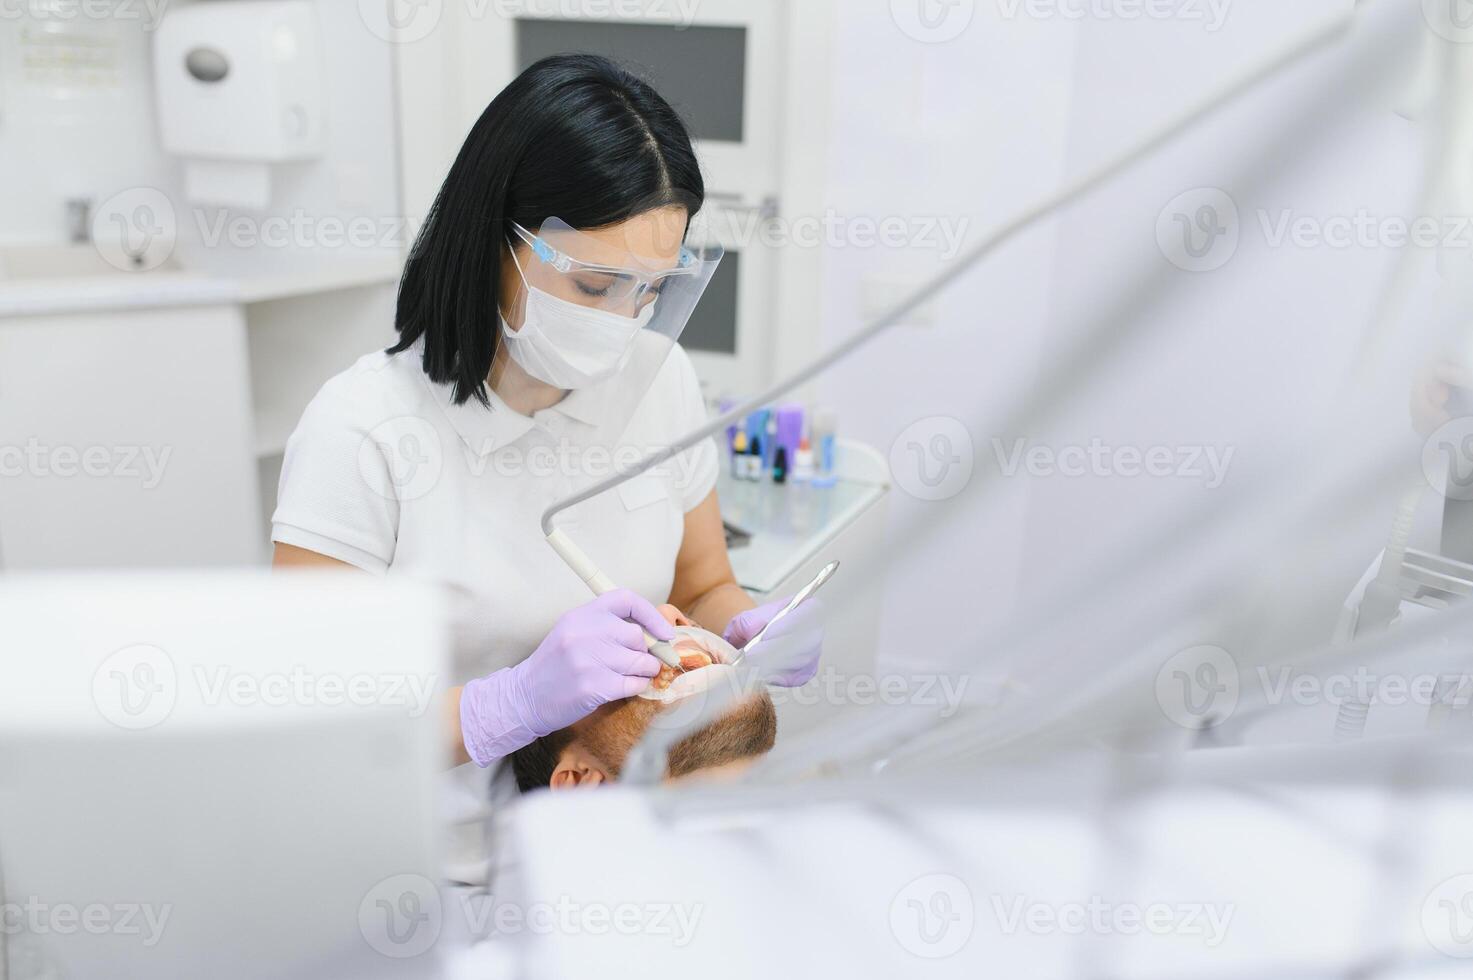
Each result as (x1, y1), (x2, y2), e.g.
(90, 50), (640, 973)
(545, 527), (684, 670)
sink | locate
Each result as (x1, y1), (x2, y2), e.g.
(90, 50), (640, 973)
(0, 244), (181, 280)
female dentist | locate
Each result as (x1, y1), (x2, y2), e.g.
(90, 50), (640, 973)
(270, 54), (819, 866)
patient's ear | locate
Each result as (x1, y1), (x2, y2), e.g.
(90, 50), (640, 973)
(549, 742), (612, 790)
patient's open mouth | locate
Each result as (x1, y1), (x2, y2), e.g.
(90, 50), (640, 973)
(641, 626), (738, 700)
(651, 636), (718, 691)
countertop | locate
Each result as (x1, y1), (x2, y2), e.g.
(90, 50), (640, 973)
(0, 255), (402, 317)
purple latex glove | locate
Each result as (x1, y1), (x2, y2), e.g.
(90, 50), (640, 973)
(460, 589), (673, 767)
(723, 596), (825, 687)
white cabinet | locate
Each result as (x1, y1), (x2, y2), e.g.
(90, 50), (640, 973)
(0, 305), (262, 568)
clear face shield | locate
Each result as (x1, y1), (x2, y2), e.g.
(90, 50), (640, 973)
(497, 213), (723, 393)
(490, 211), (724, 508)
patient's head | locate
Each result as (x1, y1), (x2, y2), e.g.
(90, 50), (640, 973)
(509, 690), (776, 790)
(509, 604), (777, 791)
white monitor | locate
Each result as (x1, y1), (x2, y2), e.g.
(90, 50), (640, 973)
(0, 572), (447, 979)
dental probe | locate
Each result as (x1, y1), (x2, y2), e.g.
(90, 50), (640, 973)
(729, 560), (838, 666)
(546, 526), (684, 670)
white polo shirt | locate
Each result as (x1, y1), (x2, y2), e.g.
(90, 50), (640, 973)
(272, 336), (718, 882)
(274, 335), (717, 673)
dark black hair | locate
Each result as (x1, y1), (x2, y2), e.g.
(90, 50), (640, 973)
(509, 727), (575, 792)
(388, 54), (706, 405)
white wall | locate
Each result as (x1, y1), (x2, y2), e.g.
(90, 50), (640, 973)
(808, 1), (1438, 690)
(810, 6), (1080, 679)
(1017, 1), (1426, 653)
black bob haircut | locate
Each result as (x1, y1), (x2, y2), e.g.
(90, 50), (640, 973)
(388, 54), (706, 406)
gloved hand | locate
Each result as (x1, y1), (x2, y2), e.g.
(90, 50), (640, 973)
(723, 597), (824, 687)
(460, 589), (673, 767)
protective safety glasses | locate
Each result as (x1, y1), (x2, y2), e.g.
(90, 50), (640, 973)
(507, 216), (724, 333)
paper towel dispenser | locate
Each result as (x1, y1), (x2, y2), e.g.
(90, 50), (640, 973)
(153, 0), (325, 208)
(184, 47), (232, 84)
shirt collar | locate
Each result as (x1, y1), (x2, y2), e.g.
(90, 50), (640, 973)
(546, 382), (616, 427)
(411, 341), (534, 455)
(413, 342), (616, 455)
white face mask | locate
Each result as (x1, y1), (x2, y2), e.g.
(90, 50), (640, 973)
(500, 284), (655, 390)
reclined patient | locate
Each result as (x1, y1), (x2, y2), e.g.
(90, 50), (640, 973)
(509, 604), (776, 791)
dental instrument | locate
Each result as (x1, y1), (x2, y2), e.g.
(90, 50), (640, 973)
(542, 528), (685, 669)
(730, 559), (839, 666)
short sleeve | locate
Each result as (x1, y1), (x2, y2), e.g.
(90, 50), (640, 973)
(271, 382), (399, 573)
(666, 345), (719, 512)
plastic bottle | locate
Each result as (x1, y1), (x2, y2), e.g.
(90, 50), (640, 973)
(792, 437), (815, 482)
(731, 430), (749, 480)
(811, 408), (838, 487)
(747, 436), (764, 481)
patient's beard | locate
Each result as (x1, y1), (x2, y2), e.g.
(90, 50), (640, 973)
(569, 692), (778, 781)
(572, 698), (663, 778)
